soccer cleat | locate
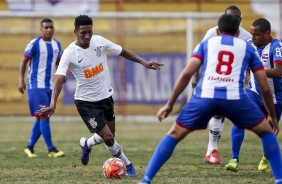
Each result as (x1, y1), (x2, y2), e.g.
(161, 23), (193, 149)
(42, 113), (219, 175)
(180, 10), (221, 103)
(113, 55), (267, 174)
(126, 163), (137, 177)
(225, 159), (239, 172)
(80, 137), (91, 165)
(48, 147), (65, 158)
(258, 156), (270, 171)
(24, 147), (37, 158)
(204, 149), (221, 164)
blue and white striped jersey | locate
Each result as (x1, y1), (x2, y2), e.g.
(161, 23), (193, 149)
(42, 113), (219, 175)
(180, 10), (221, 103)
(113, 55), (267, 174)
(192, 34), (264, 100)
(24, 36), (62, 90)
(248, 37), (282, 104)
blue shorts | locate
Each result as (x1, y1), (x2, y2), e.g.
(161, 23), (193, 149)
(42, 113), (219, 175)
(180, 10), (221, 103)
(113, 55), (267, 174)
(176, 95), (265, 130)
(246, 88), (282, 122)
(27, 88), (51, 116)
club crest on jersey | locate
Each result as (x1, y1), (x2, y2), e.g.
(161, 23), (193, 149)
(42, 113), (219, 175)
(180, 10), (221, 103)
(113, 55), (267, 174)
(261, 53), (268, 62)
(88, 117), (97, 129)
(94, 46), (104, 57)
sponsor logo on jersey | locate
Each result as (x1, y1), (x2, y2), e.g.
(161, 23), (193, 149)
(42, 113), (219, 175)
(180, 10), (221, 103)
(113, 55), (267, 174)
(88, 117), (97, 129)
(83, 63), (104, 78)
(261, 53), (268, 62)
(208, 76), (234, 82)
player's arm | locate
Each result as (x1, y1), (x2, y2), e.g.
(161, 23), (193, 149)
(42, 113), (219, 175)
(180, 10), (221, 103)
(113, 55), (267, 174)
(39, 75), (66, 117)
(157, 57), (201, 122)
(119, 48), (164, 70)
(253, 70), (279, 134)
(265, 63), (282, 78)
(18, 57), (29, 94)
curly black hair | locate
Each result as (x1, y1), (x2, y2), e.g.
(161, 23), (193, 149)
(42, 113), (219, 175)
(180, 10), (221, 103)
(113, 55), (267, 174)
(74, 15), (93, 30)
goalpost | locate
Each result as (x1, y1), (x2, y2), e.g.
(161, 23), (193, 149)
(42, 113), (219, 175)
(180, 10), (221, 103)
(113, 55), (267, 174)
(0, 11), (221, 115)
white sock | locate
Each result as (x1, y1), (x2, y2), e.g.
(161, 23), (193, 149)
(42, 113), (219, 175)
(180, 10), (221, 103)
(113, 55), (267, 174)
(104, 140), (131, 165)
(206, 117), (224, 155)
(87, 133), (104, 149)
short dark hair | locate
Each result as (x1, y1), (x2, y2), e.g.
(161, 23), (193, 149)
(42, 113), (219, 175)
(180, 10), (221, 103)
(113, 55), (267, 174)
(218, 14), (240, 35)
(252, 18), (271, 33)
(41, 18), (53, 26)
(74, 15), (93, 30)
(224, 5), (241, 15)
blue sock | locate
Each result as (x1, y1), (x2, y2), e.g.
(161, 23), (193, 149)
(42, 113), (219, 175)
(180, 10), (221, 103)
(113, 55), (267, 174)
(28, 119), (41, 147)
(40, 119), (54, 150)
(231, 125), (245, 161)
(142, 135), (178, 182)
(261, 133), (282, 183)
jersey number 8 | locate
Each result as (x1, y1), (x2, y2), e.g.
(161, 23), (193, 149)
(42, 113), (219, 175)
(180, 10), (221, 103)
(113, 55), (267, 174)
(216, 51), (234, 75)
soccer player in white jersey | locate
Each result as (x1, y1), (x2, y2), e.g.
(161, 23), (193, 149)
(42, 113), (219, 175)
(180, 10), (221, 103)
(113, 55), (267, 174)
(139, 14), (282, 184)
(199, 5), (252, 164)
(18, 18), (64, 158)
(39, 15), (163, 177)
(225, 18), (282, 172)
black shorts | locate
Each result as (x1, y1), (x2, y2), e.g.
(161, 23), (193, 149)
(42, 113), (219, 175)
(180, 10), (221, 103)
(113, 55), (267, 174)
(74, 96), (115, 133)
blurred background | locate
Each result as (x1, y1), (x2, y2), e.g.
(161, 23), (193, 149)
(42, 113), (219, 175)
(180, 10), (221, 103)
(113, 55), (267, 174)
(0, 0), (281, 117)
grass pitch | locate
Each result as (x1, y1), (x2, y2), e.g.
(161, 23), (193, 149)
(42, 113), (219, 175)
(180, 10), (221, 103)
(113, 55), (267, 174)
(0, 117), (281, 184)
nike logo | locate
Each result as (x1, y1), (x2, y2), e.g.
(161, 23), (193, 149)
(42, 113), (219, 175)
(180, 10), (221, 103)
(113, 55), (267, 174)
(78, 58), (83, 63)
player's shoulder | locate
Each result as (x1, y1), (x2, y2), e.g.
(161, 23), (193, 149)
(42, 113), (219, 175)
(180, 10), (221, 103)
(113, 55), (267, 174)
(91, 35), (106, 41)
(28, 36), (41, 45)
(202, 26), (218, 40)
(63, 42), (76, 53)
(271, 38), (282, 46)
(52, 38), (61, 44)
(238, 26), (251, 40)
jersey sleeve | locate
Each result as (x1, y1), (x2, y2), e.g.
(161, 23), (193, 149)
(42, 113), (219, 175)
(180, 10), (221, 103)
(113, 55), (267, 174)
(23, 39), (36, 59)
(57, 41), (63, 62)
(272, 41), (282, 64)
(99, 36), (122, 55)
(55, 48), (72, 76)
(247, 43), (264, 72)
(191, 41), (205, 61)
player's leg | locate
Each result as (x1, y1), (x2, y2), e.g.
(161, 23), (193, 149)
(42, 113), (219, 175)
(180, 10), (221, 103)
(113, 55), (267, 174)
(227, 97), (282, 181)
(251, 120), (282, 182)
(35, 89), (64, 158)
(258, 104), (282, 171)
(24, 117), (41, 158)
(25, 89), (43, 157)
(97, 124), (136, 177)
(225, 125), (244, 172)
(83, 105), (116, 147)
(139, 122), (193, 184)
(140, 96), (214, 184)
(204, 115), (224, 164)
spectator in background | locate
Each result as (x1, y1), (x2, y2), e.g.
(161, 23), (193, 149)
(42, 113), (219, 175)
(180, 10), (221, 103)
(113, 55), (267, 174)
(18, 18), (64, 158)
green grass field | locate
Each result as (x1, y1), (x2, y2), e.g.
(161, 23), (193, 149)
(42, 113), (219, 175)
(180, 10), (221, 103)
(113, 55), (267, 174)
(0, 117), (281, 184)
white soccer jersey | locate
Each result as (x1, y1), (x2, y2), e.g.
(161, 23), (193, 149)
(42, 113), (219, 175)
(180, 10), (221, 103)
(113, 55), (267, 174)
(192, 35), (263, 100)
(202, 26), (251, 41)
(56, 35), (122, 102)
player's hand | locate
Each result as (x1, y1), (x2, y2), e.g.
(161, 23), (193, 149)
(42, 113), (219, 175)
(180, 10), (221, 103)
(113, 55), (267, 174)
(38, 106), (56, 117)
(157, 103), (173, 122)
(18, 80), (26, 94)
(268, 116), (279, 135)
(142, 61), (164, 70)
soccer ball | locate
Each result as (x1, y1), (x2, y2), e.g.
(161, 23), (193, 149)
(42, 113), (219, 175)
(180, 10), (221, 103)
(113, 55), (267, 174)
(102, 158), (126, 179)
